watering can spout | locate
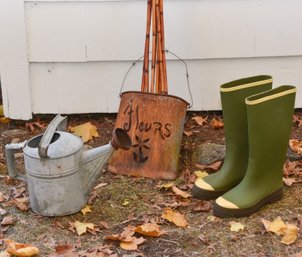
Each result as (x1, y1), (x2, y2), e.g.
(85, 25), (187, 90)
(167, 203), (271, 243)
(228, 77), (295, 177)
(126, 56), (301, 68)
(81, 128), (131, 197)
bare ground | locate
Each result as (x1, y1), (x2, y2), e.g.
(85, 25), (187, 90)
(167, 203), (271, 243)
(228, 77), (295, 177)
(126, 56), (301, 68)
(0, 112), (301, 257)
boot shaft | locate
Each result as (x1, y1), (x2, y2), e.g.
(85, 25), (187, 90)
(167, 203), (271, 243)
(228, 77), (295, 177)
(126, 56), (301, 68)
(220, 75), (273, 151)
(246, 85), (296, 172)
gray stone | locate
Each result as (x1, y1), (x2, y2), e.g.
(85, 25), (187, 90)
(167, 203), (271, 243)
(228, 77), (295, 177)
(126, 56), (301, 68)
(192, 142), (226, 165)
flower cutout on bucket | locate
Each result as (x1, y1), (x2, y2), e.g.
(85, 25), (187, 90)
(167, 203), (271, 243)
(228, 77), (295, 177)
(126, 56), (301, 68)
(132, 135), (151, 163)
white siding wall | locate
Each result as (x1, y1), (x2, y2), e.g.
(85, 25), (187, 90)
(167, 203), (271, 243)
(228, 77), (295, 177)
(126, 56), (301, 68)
(1, 0), (302, 119)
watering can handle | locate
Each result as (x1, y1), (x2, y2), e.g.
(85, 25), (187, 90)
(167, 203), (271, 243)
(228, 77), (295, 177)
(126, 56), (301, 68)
(5, 142), (27, 181)
(38, 114), (67, 158)
(119, 49), (194, 108)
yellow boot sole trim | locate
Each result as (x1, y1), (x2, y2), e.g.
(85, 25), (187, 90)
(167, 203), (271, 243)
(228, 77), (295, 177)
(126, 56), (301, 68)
(246, 88), (296, 105)
(195, 178), (215, 191)
(216, 197), (239, 209)
(220, 78), (273, 93)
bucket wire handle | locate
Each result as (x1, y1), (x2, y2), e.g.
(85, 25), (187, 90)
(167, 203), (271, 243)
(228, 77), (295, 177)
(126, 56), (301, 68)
(119, 50), (193, 108)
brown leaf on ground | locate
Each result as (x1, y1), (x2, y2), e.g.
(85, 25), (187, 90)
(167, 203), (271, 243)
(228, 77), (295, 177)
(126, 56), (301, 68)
(193, 201), (212, 212)
(229, 221), (245, 232)
(184, 130), (194, 137)
(281, 224), (299, 245)
(194, 161), (222, 173)
(283, 160), (302, 177)
(283, 177), (297, 187)
(100, 221), (111, 230)
(105, 226), (146, 251)
(73, 220), (95, 236)
(80, 205), (92, 216)
(162, 208), (188, 228)
(0, 192), (9, 203)
(105, 226), (135, 243)
(171, 186), (191, 199)
(289, 139), (302, 155)
(82, 244), (118, 257)
(293, 115), (302, 127)
(48, 244), (77, 257)
(0, 251), (11, 257)
(0, 207), (7, 216)
(5, 239), (39, 257)
(120, 237), (146, 251)
(93, 182), (108, 190)
(210, 117), (224, 129)
(207, 161), (223, 171)
(12, 187), (26, 198)
(25, 119), (47, 133)
(262, 217), (299, 245)
(1, 215), (17, 226)
(13, 198), (29, 212)
(70, 122), (99, 142)
(134, 223), (166, 237)
(192, 116), (208, 126)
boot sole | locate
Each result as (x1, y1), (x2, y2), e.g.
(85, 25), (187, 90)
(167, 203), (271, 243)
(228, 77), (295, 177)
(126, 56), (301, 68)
(191, 184), (228, 200)
(213, 187), (283, 218)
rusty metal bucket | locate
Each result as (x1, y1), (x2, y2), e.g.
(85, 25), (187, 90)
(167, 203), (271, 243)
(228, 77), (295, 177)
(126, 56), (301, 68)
(108, 91), (189, 179)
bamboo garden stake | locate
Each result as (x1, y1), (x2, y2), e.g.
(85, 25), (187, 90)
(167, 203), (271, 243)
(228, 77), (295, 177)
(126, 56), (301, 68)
(141, 0), (168, 94)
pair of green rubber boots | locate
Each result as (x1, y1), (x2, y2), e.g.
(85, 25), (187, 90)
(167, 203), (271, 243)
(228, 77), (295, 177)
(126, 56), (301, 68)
(192, 75), (296, 217)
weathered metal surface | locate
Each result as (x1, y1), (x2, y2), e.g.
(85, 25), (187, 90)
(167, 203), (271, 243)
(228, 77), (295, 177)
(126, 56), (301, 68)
(5, 115), (131, 216)
(108, 91), (188, 179)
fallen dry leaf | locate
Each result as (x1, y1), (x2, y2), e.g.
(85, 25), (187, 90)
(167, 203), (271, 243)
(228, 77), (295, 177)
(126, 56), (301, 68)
(207, 161), (223, 171)
(70, 122), (99, 143)
(73, 220), (95, 236)
(162, 208), (188, 228)
(135, 223), (165, 237)
(0, 207), (7, 216)
(283, 160), (300, 176)
(156, 182), (174, 190)
(194, 171), (208, 179)
(262, 217), (299, 245)
(171, 186), (191, 198)
(293, 115), (302, 127)
(192, 116), (208, 126)
(13, 198), (29, 212)
(25, 119), (47, 133)
(120, 237), (146, 251)
(0, 251), (11, 257)
(210, 117), (224, 129)
(184, 130), (194, 137)
(192, 201), (212, 212)
(93, 182), (108, 190)
(80, 205), (92, 216)
(281, 224), (299, 245)
(265, 217), (287, 236)
(81, 244), (117, 257)
(5, 240), (39, 257)
(289, 139), (302, 155)
(283, 177), (297, 187)
(100, 221), (111, 229)
(229, 221), (245, 232)
(0, 192), (9, 203)
(48, 244), (77, 257)
(1, 215), (16, 226)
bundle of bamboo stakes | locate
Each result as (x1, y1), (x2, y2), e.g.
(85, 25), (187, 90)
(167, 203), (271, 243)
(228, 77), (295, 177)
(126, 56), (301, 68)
(141, 0), (168, 94)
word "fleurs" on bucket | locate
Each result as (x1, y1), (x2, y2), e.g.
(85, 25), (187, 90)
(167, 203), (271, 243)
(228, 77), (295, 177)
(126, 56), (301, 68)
(122, 101), (172, 140)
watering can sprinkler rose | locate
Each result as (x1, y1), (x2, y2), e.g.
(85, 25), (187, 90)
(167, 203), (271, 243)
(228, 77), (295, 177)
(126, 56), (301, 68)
(5, 114), (131, 216)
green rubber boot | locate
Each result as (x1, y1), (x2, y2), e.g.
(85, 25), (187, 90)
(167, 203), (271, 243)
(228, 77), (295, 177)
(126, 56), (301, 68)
(192, 75), (273, 200)
(214, 85), (296, 217)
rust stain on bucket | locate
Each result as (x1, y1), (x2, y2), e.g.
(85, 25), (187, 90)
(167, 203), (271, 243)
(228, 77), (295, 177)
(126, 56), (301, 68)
(108, 91), (188, 179)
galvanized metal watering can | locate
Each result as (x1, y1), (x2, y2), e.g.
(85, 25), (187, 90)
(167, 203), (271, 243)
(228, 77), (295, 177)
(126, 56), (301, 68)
(5, 114), (131, 216)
